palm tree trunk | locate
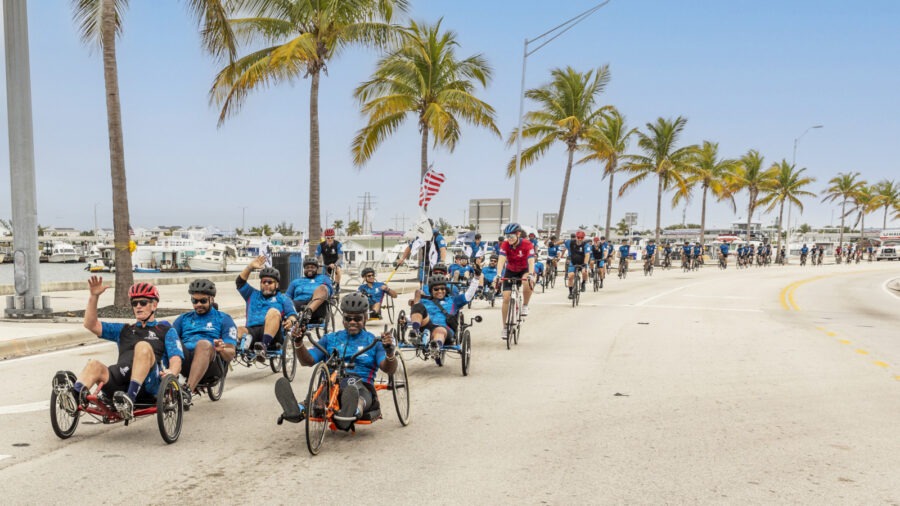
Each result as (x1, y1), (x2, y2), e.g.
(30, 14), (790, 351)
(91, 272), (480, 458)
(746, 192), (754, 242)
(838, 198), (846, 250)
(420, 127), (429, 180)
(699, 184), (708, 247)
(554, 147), (576, 238)
(308, 68), (322, 257)
(655, 174), (663, 245)
(884, 205), (889, 230)
(101, 0), (133, 308)
(776, 199), (785, 260)
(605, 164), (614, 239)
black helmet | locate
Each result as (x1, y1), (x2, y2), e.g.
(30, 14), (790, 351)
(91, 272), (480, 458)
(432, 262), (448, 273)
(259, 267), (280, 283)
(490, 255), (499, 261)
(302, 256), (319, 267)
(361, 267), (376, 277)
(455, 252), (466, 259)
(428, 274), (450, 289)
(188, 278), (216, 296)
(340, 292), (369, 313)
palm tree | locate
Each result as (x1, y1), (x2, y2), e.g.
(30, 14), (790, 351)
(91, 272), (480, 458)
(674, 141), (737, 247)
(210, 0), (409, 256)
(346, 220), (362, 236)
(353, 19), (499, 179)
(847, 184), (880, 242)
(756, 160), (816, 257)
(507, 66), (611, 238)
(73, 0), (237, 307)
(874, 180), (900, 229)
(821, 172), (866, 249)
(619, 116), (698, 245)
(728, 149), (776, 242)
(578, 110), (635, 239)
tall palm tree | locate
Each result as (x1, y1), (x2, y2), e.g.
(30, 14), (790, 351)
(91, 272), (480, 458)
(619, 116), (698, 245)
(210, 0), (408, 255)
(874, 180), (900, 229)
(578, 110), (635, 239)
(756, 160), (816, 257)
(353, 19), (499, 180)
(847, 184), (880, 242)
(73, 0), (236, 307)
(674, 141), (737, 247)
(506, 66), (612, 238)
(728, 149), (776, 242)
(821, 172), (866, 249)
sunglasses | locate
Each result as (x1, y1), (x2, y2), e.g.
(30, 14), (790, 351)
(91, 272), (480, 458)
(131, 299), (151, 308)
(343, 314), (365, 323)
(431, 286), (447, 291)
(260, 279), (276, 285)
(191, 297), (209, 305)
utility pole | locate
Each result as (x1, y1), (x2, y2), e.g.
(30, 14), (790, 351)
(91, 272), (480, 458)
(239, 206), (247, 231)
(4, 1), (50, 317)
(357, 192), (376, 234)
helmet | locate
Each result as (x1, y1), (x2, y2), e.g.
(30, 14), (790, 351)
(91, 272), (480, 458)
(528, 232), (536, 237)
(259, 267), (280, 283)
(302, 256), (319, 267)
(340, 292), (369, 314)
(550, 235), (557, 241)
(188, 278), (216, 296)
(575, 231), (586, 240)
(428, 274), (450, 289)
(432, 262), (448, 273)
(592, 236), (600, 243)
(324, 228), (335, 238)
(361, 267), (376, 277)
(129, 282), (159, 300)
(498, 236), (504, 242)
(504, 223), (522, 235)
(489, 254), (499, 261)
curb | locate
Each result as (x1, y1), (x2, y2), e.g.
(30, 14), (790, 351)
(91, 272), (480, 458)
(0, 328), (98, 361)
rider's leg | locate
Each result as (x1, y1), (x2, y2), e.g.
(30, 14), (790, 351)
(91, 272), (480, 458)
(186, 340), (215, 392)
(127, 341), (155, 401)
(334, 266), (342, 287)
(262, 308), (282, 348)
(409, 303), (427, 336)
(501, 288), (511, 327)
(523, 277), (533, 306)
(307, 285), (329, 313)
(74, 359), (110, 394)
(430, 326), (448, 348)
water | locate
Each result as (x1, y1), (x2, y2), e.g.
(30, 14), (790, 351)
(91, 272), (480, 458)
(0, 262), (199, 285)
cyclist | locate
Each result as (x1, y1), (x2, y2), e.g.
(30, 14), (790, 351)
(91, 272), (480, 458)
(237, 255), (299, 360)
(800, 244), (809, 265)
(172, 279), (237, 406)
(480, 254), (500, 299)
(527, 231), (540, 251)
(662, 242), (673, 268)
(449, 253), (475, 283)
(419, 262), (459, 297)
(277, 293), (396, 428)
(718, 242), (730, 268)
(57, 277), (184, 421)
(533, 258), (545, 286)
(590, 236), (606, 285)
(681, 241), (692, 269)
(492, 236), (503, 256)
(408, 274), (480, 364)
(394, 219), (447, 285)
(563, 231), (590, 298)
(546, 235), (561, 274)
(465, 233), (487, 267)
(618, 239), (631, 275)
(693, 242), (704, 267)
(643, 239), (657, 272)
(356, 267), (397, 320)
(286, 257), (333, 325)
(316, 228), (343, 292)
(494, 223), (536, 338)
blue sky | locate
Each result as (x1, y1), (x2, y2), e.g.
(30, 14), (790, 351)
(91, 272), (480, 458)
(1, 0), (898, 233)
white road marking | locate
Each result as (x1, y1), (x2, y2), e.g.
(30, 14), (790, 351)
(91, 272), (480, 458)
(881, 278), (900, 299)
(683, 294), (752, 300)
(634, 283), (701, 306)
(0, 455), (12, 462)
(538, 302), (762, 313)
(0, 400), (49, 415)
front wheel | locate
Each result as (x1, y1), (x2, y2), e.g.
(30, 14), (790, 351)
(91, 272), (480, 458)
(391, 354), (410, 426)
(50, 371), (79, 439)
(207, 356), (227, 401)
(157, 375), (183, 444)
(396, 310), (408, 345)
(460, 330), (471, 376)
(305, 362), (330, 455)
(269, 346), (283, 374)
(282, 334), (298, 381)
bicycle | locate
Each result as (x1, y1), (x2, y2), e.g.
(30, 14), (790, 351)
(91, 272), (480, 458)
(591, 265), (601, 292)
(643, 257), (654, 276)
(499, 277), (524, 349)
(619, 257), (629, 279)
(718, 254), (727, 270)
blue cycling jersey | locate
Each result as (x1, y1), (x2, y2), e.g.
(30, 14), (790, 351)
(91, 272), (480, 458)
(547, 244), (560, 258)
(719, 244), (729, 255)
(357, 282), (387, 305)
(172, 308), (238, 351)
(646, 244), (657, 256)
(683, 246), (692, 256)
(308, 330), (386, 385)
(693, 246), (702, 256)
(534, 261), (544, 274)
(420, 293), (469, 329)
(618, 245), (630, 258)
(449, 264), (474, 280)
(100, 320), (184, 395)
(481, 266), (498, 283)
(286, 274), (333, 303)
(237, 277), (297, 327)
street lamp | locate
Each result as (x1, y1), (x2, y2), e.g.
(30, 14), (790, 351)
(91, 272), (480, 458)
(511, 0), (612, 223)
(785, 124), (823, 261)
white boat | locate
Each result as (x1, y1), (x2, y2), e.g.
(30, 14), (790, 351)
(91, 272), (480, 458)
(188, 243), (253, 272)
(84, 257), (114, 273)
(48, 242), (80, 263)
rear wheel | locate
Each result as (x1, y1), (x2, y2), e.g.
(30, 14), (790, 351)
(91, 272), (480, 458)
(156, 375), (183, 444)
(305, 362), (330, 455)
(396, 310), (408, 344)
(269, 346), (283, 374)
(391, 354), (410, 426)
(460, 330), (471, 376)
(384, 296), (395, 324)
(208, 357), (227, 401)
(282, 334), (298, 381)
(50, 371), (79, 439)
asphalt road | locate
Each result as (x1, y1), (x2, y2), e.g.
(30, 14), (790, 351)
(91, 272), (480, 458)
(1, 261), (898, 504)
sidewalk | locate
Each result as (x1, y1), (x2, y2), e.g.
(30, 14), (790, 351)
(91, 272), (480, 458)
(0, 273), (422, 360)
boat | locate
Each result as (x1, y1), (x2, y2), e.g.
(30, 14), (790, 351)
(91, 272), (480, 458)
(84, 258), (114, 273)
(134, 265), (161, 273)
(187, 242), (254, 272)
(47, 242), (80, 263)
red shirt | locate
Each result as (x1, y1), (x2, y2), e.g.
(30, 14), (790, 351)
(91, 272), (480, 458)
(499, 239), (535, 273)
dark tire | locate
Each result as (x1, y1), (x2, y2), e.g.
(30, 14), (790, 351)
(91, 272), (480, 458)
(391, 353), (410, 426)
(208, 357), (227, 401)
(50, 371), (79, 439)
(396, 309), (408, 344)
(282, 334), (298, 381)
(305, 362), (330, 455)
(157, 375), (183, 444)
(269, 347), (283, 374)
(506, 327), (513, 350)
(460, 330), (471, 376)
(384, 297), (395, 324)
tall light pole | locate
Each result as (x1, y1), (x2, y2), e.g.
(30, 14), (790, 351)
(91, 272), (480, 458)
(786, 124), (823, 261)
(511, 0), (612, 224)
(240, 206), (247, 232)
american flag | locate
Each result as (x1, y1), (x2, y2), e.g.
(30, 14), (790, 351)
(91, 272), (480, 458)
(418, 168), (446, 209)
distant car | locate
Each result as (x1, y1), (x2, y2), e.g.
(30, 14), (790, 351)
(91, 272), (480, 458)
(876, 240), (899, 261)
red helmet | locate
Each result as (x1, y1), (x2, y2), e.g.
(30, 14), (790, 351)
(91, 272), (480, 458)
(324, 228), (335, 238)
(592, 236), (600, 243)
(128, 282), (159, 300)
(575, 231), (586, 240)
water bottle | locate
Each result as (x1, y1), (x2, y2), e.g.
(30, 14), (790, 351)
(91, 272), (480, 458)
(421, 329), (430, 347)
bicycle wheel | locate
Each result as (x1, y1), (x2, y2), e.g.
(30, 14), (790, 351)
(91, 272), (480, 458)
(384, 296), (395, 324)
(208, 357), (227, 401)
(396, 309), (408, 344)
(282, 335), (298, 381)
(391, 354), (410, 426)
(50, 371), (80, 439)
(269, 346), (283, 374)
(156, 375), (183, 444)
(460, 329), (471, 376)
(305, 362), (330, 455)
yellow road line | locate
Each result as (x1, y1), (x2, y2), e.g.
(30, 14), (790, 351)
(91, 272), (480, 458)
(837, 339), (851, 344)
(873, 361), (889, 368)
(855, 349), (869, 355)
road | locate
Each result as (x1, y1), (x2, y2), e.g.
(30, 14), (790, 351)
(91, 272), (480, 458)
(1, 261), (899, 504)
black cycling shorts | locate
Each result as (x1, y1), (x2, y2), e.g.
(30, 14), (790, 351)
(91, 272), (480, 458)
(293, 300), (328, 324)
(501, 269), (527, 291)
(181, 348), (223, 383)
(100, 357), (156, 403)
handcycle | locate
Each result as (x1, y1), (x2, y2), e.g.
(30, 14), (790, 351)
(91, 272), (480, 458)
(50, 368), (184, 444)
(276, 328), (410, 455)
(182, 354), (229, 409)
(395, 310), (480, 376)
